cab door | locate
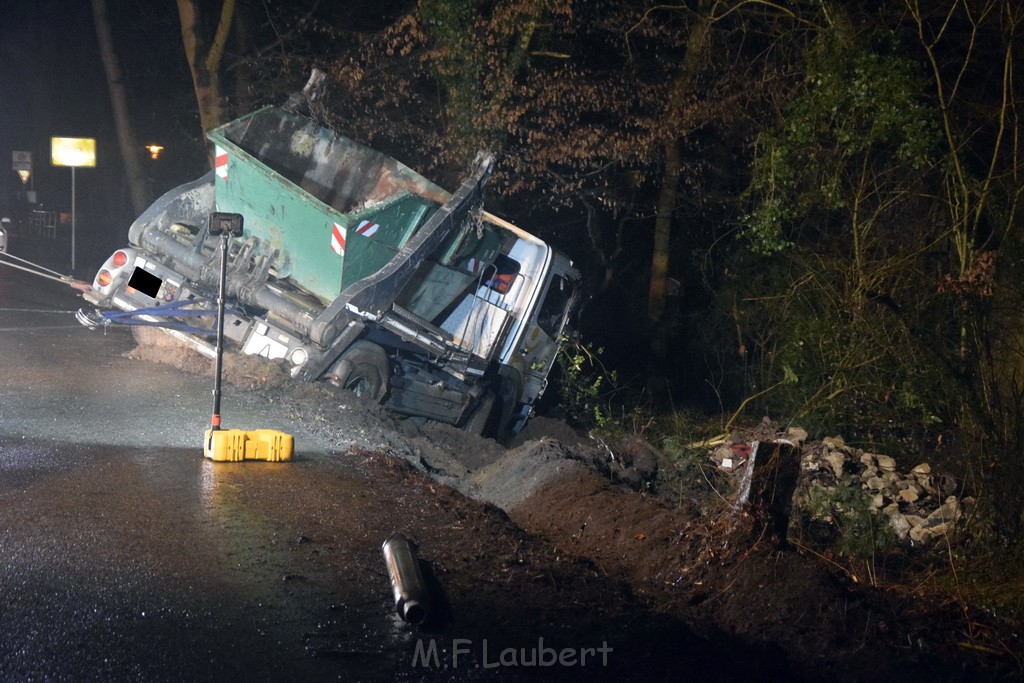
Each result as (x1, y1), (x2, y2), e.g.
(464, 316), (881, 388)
(517, 256), (580, 407)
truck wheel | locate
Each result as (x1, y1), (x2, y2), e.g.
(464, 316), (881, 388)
(461, 392), (496, 437)
(492, 378), (519, 444)
(327, 341), (389, 403)
(463, 376), (519, 442)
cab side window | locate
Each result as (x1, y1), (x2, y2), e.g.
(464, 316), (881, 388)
(537, 275), (574, 337)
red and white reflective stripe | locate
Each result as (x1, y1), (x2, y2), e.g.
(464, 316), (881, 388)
(465, 258), (482, 273)
(215, 145), (228, 180)
(330, 222), (347, 255)
(355, 220), (379, 238)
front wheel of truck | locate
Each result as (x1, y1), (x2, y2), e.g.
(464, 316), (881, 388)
(462, 375), (520, 443)
(327, 341), (389, 403)
(461, 391), (496, 437)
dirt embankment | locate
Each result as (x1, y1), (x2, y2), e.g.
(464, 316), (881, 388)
(129, 331), (1021, 681)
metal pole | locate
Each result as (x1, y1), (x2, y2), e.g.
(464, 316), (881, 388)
(211, 232), (229, 430)
(71, 167), (76, 272)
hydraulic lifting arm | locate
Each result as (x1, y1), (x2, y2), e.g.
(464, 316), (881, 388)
(298, 152), (496, 381)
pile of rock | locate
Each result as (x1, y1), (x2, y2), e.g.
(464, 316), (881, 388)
(793, 435), (971, 545)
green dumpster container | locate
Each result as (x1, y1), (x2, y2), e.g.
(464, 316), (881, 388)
(208, 106), (451, 304)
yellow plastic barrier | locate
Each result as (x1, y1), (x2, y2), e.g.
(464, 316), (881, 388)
(204, 428), (294, 462)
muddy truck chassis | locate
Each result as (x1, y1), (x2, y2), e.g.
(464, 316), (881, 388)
(79, 72), (579, 439)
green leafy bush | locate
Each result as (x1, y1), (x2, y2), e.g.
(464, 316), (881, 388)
(556, 337), (618, 431)
(805, 478), (896, 559)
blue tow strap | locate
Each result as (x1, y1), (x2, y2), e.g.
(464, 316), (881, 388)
(92, 298), (241, 338)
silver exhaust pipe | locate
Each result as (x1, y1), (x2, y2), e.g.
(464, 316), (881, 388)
(381, 533), (428, 625)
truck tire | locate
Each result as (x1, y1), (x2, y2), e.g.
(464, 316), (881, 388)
(492, 376), (520, 444)
(463, 375), (520, 442)
(327, 341), (389, 403)
(461, 391), (496, 437)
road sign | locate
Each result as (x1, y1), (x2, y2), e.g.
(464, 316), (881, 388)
(12, 151), (32, 171)
(51, 137), (96, 167)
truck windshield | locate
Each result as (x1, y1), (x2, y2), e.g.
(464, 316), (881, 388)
(394, 222), (508, 325)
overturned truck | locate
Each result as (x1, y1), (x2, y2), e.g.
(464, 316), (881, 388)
(79, 72), (579, 439)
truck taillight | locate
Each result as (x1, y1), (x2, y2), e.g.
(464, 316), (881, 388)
(97, 270), (113, 287)
(112, 251), (128, 267)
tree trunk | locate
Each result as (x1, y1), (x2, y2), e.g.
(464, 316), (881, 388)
(649, 138), (681, 323)
(646, 6), (711, 395)
(176, 0), (235, 145)
(91, 0), (147, 214)
(647, 7), (711, 324)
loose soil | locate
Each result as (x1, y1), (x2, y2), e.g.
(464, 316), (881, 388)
(128, 328), (1023, 681)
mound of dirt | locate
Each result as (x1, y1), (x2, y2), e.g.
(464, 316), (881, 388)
(469, 438), (593, 510)
(508, 415), (589, 449)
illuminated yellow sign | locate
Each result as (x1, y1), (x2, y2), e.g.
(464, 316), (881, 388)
(51, 137), (97, 167)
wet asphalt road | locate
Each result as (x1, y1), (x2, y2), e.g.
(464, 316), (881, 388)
(0, 259), (394, 681)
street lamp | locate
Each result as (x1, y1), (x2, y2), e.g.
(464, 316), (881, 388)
(50, 136), (96, 272)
